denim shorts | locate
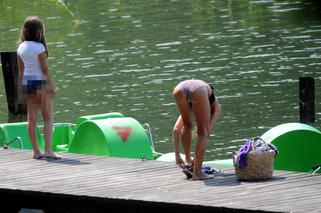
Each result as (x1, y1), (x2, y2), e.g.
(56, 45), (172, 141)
(22, 80), (46, 95)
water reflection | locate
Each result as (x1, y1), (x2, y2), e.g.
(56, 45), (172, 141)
(0, 0), (321, 160)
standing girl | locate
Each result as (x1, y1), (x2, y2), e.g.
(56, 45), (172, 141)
(17, 16), (61, 159)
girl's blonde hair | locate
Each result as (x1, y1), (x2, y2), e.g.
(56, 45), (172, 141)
(18, 16), (48, 56)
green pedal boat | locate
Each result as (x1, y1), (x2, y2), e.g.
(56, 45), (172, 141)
(1, 112), (321, 174)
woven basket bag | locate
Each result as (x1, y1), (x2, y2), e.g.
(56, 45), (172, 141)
(234, 150), (275, 181)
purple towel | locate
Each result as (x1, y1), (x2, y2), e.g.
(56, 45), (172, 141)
(236, 139), (253, 168)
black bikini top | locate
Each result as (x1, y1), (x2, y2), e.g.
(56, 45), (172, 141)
(209, 84), (216, 105)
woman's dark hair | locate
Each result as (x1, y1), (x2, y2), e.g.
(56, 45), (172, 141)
(18, 16), (48, 57)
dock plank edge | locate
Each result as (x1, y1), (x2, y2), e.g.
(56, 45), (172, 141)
(0, 188), (279, 213)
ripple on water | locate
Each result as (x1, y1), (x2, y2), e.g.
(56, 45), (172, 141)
(1, 0), (321, 160)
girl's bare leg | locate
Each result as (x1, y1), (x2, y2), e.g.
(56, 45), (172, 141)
(27, 97), (43, 159)
(40, 89), (61, 159)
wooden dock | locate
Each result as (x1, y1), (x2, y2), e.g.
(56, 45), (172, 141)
(0, 149), (320, 213)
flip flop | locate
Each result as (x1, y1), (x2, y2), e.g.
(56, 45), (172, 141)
(182, 163), (194, 178)
(202, 166), (224, 176)
(182, 167), (193, 179)
(33, 155), (45, 160)
(182, 164), (223, 179)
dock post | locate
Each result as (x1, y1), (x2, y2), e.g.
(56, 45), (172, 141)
(299, 76), (315, 124)
(0, 52), (26, 117)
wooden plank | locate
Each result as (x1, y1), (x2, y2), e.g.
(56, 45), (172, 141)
(0, 149), (320, 213)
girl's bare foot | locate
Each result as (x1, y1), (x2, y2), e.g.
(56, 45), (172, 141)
(33, 152), (44, 159)
(44, 151), (62, 159)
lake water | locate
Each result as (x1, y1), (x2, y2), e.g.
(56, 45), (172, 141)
(0, 0), (320, 161)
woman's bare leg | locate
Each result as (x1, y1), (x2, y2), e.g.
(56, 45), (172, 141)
(191, 87), (211, 180)
(173, 89), (193, 164)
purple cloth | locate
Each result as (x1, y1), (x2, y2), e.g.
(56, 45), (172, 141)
(236, 139), (253, 168)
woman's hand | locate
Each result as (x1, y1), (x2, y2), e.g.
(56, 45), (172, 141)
(175, 155), (185, 168)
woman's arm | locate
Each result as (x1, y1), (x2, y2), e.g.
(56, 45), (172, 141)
(209, 99), (221, 133)
(172, 116), (185, 168)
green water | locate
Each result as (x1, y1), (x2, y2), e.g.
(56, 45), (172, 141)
(1, 0), (320, 160)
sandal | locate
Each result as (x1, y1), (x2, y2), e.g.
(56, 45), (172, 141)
(182, 163), (193, 178)
(202, 166), (224, 175)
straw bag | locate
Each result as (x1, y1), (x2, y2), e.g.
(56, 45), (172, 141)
(233, 138), (277, 181)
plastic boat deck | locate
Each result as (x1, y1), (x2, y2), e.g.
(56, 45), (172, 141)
(0, 149), (320, 213)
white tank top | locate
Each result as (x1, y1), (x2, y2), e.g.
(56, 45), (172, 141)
(17, 41), (46, 84)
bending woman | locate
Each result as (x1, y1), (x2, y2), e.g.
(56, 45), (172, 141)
(172, 79), (221, 180)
